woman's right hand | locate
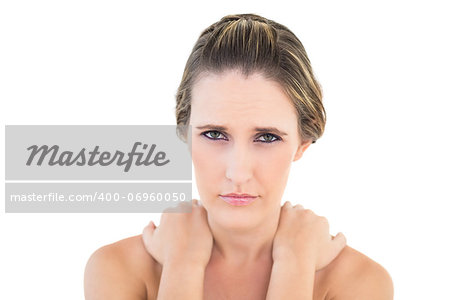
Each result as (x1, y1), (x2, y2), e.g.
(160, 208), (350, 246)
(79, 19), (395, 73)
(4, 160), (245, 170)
(272, 201), (347, 271)
(141, 199), (214, 269)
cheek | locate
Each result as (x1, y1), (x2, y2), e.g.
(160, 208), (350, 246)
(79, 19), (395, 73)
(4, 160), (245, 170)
(259, 149), (293, 185)
(192, 140), (294, 192)
(192, 141), (212, 170)
(192, 142), (221, 186)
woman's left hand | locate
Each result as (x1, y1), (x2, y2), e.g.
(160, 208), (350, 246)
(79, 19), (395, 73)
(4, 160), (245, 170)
(272, 201), (347, 271)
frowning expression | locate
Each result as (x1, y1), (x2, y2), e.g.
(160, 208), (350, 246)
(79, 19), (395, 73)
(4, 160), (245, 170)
(189, 69), (311, 229)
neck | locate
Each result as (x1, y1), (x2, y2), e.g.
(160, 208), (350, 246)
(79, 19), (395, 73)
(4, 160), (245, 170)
(207, 205), (281, 267)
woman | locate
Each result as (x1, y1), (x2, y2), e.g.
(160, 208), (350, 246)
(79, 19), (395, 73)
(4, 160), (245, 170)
(84, 13), (393, 299)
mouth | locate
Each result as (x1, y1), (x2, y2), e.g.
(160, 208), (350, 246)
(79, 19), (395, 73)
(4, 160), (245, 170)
(219, 194), (258, 206)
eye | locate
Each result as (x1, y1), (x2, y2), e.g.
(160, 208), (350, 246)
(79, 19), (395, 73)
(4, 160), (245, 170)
(201, 131), (281, 143)
(256, 133), (281, 143)
(202, 130), (227, 141)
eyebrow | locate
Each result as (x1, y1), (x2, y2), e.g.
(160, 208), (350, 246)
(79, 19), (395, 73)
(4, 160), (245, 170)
(195, 124), (288, 136)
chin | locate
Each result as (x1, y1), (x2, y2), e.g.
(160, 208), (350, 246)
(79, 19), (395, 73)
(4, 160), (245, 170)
(217, 216), (258, 230)
(208, 204), (262, 229)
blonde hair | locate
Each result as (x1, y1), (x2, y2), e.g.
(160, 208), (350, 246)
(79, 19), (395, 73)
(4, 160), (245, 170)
(175, 13), (325, 144)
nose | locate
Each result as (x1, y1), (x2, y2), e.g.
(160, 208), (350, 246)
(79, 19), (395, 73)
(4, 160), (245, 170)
(225, 142), (253, 185)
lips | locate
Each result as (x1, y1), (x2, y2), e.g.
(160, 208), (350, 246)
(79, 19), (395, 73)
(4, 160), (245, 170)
(219, 193), (258, 206)
(221, 193), (257, 198)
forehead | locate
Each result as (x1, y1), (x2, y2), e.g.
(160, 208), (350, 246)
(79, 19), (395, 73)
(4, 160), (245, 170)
(190, 70), (298, 127)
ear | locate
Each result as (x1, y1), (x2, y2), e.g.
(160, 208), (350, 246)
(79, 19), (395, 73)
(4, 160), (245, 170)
(293, 139), (312, 162)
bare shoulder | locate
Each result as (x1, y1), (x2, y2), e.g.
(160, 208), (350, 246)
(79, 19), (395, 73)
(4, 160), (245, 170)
(318, 245), (394, 300)
(84, 234), (161, 300)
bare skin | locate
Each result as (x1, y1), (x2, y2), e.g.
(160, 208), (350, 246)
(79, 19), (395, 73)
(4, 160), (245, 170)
(84, 202), (393, 300)
(85, 71), (393, 299)
(84, 236), (393, 300)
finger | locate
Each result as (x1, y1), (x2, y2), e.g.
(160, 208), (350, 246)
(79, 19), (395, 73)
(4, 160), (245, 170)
(142, 222), (156, 236)
(192, 199), (199, 206)
(162, 207), (174, 214)
(142, 223), (155, 248)
(150, 220), (156, 228)
(284, 201), (292, 207)
(331, 232), (347, 254)
(332, 232), (345, 241)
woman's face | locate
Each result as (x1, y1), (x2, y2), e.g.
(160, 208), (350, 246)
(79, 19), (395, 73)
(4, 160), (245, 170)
(189, 69), (311, 229)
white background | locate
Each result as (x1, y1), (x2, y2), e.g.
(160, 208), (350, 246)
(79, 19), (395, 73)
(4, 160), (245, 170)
(1, 1), (449, 299)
